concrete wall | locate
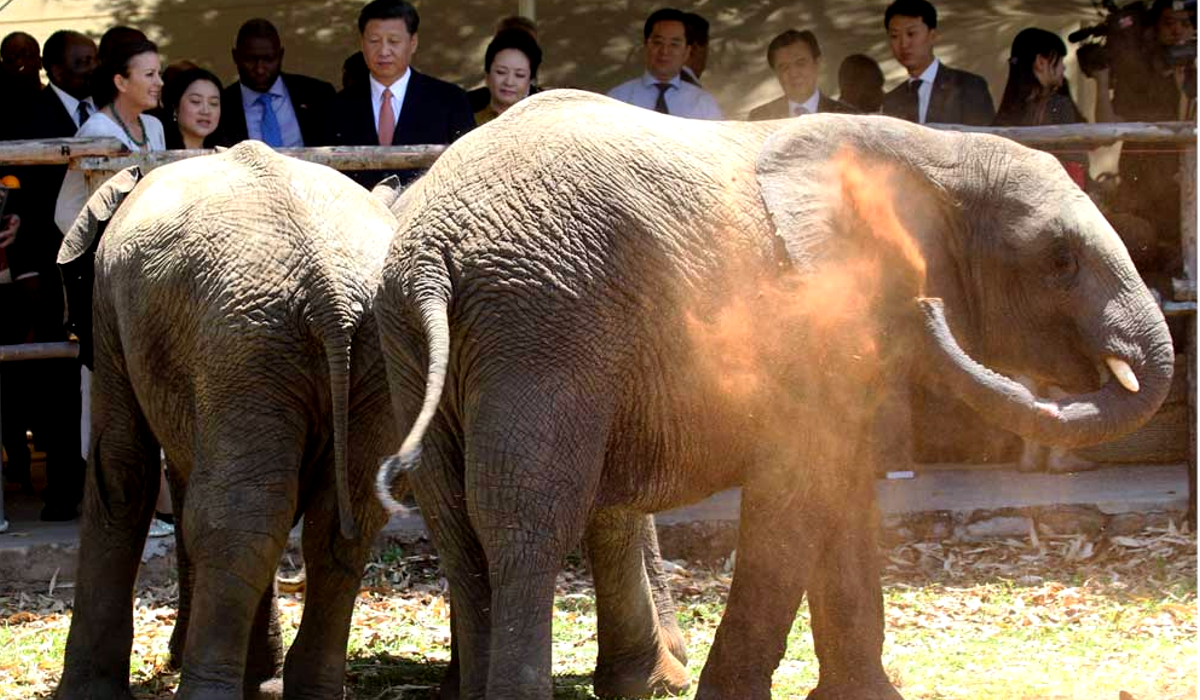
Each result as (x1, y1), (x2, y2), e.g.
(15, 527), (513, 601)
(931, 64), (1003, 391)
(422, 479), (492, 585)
(2, 0), (1108, 120)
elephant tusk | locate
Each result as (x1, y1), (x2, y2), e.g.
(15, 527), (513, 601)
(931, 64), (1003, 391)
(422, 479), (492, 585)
(1106, 357), (1140, 393)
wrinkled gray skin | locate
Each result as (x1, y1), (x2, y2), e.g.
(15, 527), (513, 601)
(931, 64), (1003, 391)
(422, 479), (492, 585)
(375, 91), (1173, 700)
(51, 142), (688, 700)
(54, 142), (397, 700)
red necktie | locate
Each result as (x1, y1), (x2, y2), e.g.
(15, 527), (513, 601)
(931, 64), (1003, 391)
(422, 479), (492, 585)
(378, 88), (395, 146)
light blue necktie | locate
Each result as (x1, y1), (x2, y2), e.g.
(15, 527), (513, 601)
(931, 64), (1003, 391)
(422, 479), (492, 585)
(256, 93), (283, 147)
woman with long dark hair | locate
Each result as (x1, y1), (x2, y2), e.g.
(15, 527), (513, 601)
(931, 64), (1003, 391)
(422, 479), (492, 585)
(994, 28), (1084, 127)
(163, 66), (225, 149)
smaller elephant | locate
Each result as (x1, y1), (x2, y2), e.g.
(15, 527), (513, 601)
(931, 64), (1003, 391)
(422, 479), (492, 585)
(55, 142), (399, 700)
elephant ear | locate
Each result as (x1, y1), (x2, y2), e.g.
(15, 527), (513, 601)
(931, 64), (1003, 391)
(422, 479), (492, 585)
(57, 165), (140, 369)
(755, 116), (855, 273)
(755, 115), (965, 303)
(57, 165), (141, 265)
(370, 174), (403, 208)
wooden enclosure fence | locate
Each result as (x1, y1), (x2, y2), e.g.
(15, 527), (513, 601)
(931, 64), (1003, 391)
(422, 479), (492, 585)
(0, 120), (1195, 531)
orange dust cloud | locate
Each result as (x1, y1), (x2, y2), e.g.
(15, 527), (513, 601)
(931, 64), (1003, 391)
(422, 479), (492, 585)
(828, 147), (927, 294)
(684, 148), (927, 409)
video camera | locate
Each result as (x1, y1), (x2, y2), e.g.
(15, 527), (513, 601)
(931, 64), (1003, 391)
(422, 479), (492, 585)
(1071, 0), (1197, 77)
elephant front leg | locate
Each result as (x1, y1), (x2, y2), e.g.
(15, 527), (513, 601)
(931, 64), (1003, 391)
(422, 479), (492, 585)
(641, 515), (688, 666)
(587, 510), (689, 698)
(55, 365), (160, 700)
(694, 485), (812, 700)
(804, 500), (901, 700)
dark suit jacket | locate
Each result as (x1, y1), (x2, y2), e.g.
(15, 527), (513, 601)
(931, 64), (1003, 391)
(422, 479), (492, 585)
(882, 63), (995, 126)
(220, 72), (336, 147)
(748, 92), (859, 121)
(330, 69), (475, 187)
(6, 85), (84, 279)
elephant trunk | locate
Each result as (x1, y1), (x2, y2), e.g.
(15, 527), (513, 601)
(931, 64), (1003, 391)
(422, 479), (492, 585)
(917, 297), (1173, 449)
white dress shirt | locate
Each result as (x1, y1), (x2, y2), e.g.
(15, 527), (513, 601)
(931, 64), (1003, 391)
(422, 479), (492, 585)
(370, 69), (412, 139)
(787, 90), (822, 116)
(607, 72), (723, 120)
(909, 58), (940, 124)
(48, 82), (96, 129)
(240, 75), (304, 147)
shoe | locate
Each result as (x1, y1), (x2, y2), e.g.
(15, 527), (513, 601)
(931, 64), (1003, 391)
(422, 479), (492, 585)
(40, 502), (79, 522)
(147, 518), (175, 538)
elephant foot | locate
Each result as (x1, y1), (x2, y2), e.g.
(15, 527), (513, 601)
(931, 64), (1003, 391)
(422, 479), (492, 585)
(593, 643), (690, 699)
(247, 677), (284, 700)
(659, 622), (688, 667)
(438, 658), (460, 700)
(805, 680), (904, 700)
(52, 680), (136, 700)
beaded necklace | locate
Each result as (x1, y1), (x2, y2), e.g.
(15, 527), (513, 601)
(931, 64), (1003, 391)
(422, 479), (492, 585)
(110, 106), (148, 150)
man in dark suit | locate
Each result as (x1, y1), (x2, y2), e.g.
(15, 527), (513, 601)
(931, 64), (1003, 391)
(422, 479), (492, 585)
(681, 12), (709, 87)
(2, 30), (96, 521)
(330, 0), (474, 188)
(880, 0), (994, 125)
(219, 18), (335, 148)
(749, 29), (856, 120)
(0, 32), (42, 140)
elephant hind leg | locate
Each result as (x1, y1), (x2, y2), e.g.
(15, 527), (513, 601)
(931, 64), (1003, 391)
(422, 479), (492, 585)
(405, 419), (491, 700)
(56, 343), (160, 700)
(175, 427), (300, 700)
(588, 510), (690, 699)
(466, 378), (615, 700)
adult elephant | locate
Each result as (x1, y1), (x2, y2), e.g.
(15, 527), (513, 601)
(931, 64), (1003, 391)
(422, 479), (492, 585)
(52, 142), (689, 700)
(374, 90), (1174, 700)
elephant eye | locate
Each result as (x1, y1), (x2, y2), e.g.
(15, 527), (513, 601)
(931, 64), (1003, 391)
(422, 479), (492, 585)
(1047, 241), (1078, 284)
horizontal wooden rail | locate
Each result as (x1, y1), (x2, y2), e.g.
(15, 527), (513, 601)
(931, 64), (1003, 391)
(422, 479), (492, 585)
(0, 122), (1194, 170)
(73, 144), (448, 173)
(0, 137), (125, 165)
(932, 120), (1196, 145)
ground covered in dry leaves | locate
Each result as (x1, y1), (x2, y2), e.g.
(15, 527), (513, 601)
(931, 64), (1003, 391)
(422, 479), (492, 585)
(1, 523), (1194, 699)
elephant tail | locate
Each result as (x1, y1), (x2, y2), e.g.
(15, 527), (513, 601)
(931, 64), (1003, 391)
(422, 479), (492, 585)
(375, 294), (450, 515)
(321, 317), (361, 541)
